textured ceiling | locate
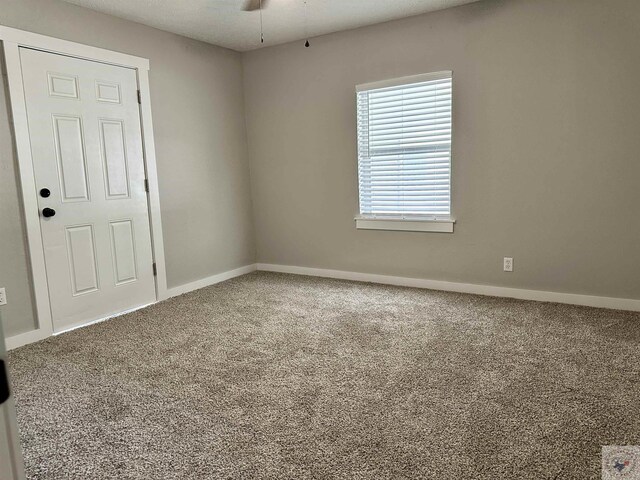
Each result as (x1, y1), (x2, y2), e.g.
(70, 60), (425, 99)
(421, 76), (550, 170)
(59, 0), (482, 52)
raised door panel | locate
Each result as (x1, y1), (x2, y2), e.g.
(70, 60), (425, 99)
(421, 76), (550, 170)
(47, 72), (79, 99)
(95, 80), (121, 104)
(52, 115), (90, 202)
(99, 119), (130, 198)
(65, 224), (99, 296)
(109, 220), (138, 285)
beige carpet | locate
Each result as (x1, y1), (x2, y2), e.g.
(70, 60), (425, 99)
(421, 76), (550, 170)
(7, 272), (640, 479)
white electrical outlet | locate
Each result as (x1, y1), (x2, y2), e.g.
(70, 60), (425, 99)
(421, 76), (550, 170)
(503, 257), (513, 272)
(0, 288), (6, 306)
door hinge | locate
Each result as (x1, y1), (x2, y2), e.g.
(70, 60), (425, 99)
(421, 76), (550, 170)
(144, 179), (149, 192)
(0, 359), (10, 405)
(137, 90), (141, 104)
(152, 262), (157, 276)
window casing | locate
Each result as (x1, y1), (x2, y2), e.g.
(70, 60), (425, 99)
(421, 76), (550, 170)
(356, 71), (454, 233)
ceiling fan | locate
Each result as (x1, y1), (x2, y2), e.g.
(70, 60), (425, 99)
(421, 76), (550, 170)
(241, 0), (311, 47)
(242, 0), (269, 12)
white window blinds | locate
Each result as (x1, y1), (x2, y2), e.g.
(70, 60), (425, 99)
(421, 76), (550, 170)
(357, 71), (452, 218)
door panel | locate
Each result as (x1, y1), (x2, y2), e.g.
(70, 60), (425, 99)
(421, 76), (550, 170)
(65, 224), (99, 296)
(95, 80), (121, 104)
(110, 220), (138, 285)
(47, 72), (79, 99)
(20, 48), (156, 332)
(99, 119), (130, 198)
(53, 115), (90, 202)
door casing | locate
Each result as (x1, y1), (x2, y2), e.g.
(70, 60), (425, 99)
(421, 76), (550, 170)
(0, 26), (168, 350)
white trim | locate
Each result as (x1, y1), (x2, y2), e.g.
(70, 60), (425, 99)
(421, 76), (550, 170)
(4, 328), (50, 351)
(6, 264), (258, 349)
(6, 303), (152, 350)
(8, 260), (638, 350)
(0, 26), (149, 70)
(356, 70), (452, 92)
(0, 26), (167, 344)
(256, 264), (640, 312)
(137, 68), (168, 300)
(355, 216), (455, 233)
(2, 40), (54, 345)
(166, 264), (257, 298)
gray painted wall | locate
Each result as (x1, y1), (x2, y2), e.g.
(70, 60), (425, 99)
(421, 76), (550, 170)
(243, 0), (640, 300)
(0, 0), (255, 337)
(2, 0), (640, 340)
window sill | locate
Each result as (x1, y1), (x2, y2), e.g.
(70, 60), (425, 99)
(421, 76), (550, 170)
(355, 216), (455, 233)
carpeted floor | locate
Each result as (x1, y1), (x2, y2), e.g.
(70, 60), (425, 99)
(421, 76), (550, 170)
(7, 272), (640, 479)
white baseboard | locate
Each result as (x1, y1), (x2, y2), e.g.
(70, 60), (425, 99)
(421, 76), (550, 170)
(5, 263), (258, 351)
(7, 260), (637, 351)
(4, 327), (50, 351)
(166, 264), (257, 298)
(256, 263), (640, 312)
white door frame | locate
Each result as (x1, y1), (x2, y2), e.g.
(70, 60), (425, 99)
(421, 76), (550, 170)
(0, 26), (168, 349)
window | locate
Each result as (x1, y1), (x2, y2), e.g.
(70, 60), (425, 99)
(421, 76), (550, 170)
(355, 71), (454, 233)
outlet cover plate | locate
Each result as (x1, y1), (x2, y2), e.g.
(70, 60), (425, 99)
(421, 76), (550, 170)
(503, 257), (513, 272)
(0, 288), (6, 306)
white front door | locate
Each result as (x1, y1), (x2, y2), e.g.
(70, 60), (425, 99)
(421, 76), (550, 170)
(20, 48), (156, 333)
(0, 322), (25, 480)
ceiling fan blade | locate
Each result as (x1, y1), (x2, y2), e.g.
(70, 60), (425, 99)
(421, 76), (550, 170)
(242, 0), (268, 11)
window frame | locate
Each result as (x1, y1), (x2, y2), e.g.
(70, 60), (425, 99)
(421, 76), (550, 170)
(355, 71), (455, 233)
